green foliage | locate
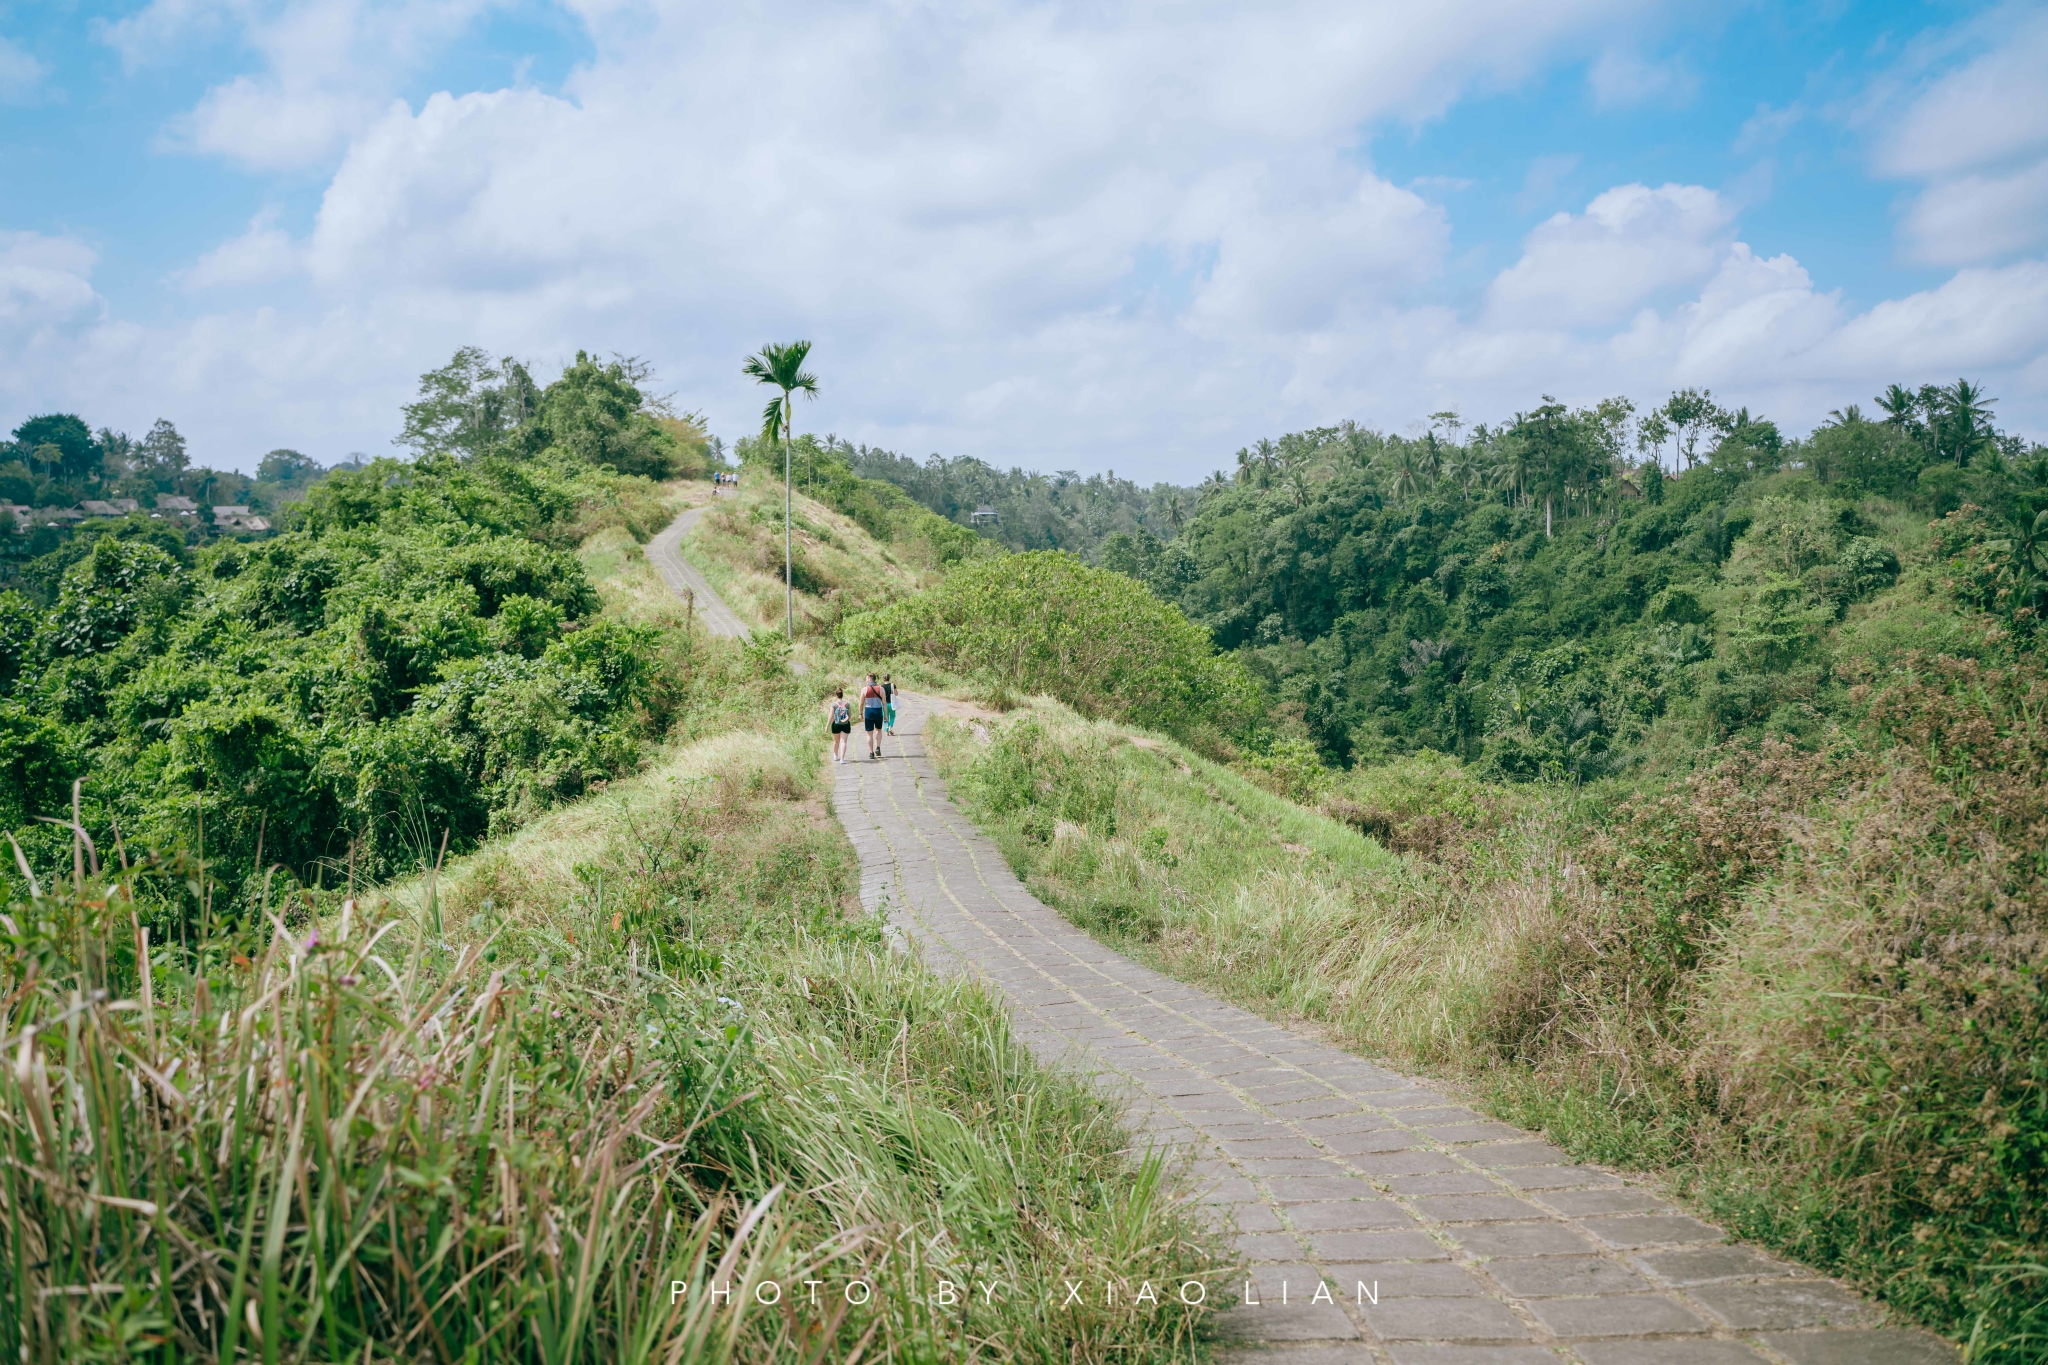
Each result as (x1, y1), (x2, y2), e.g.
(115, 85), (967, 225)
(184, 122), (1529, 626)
(848, 445), (1194, 558)
(4, 351), (715, 905)
(840, 551), (1261, 750)
(1, 705), (1221, 1363)
(1112, 383), (2043, 782)
(737, 433), (985, 568)
(539, 351), (683, 478)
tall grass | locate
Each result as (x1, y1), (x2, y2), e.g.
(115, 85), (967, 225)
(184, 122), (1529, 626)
(1, 693), (1223, 1361)
(928, 679), (2047, 1360)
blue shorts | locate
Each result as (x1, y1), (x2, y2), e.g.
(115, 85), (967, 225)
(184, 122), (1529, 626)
(864, 707), (885, 732)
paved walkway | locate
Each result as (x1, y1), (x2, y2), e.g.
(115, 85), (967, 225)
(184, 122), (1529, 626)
(830, 694), (1956, 1365)
(648, 511), (1951, 1365)
(648, 503), (751, 638)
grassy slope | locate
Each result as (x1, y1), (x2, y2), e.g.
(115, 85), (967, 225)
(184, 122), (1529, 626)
(1, 495), (1223, 1364)
(681, 481), (931, 639)
(926, 704), (1525, 1080)
(926, 633), (2046, 1356)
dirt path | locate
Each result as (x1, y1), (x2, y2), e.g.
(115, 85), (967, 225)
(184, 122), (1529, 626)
(829, 692), (1953, 1365)
(648, 503), (751, 639)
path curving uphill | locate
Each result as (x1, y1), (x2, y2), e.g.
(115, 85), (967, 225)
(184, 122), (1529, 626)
(639, 509), (1945, 1363)
(828, 694), (1954, 1365)
(648, 503), (751, 639)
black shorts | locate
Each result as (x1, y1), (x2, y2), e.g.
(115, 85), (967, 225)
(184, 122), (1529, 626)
(830, 721), (851, 734)
(864, 709), (884, 732)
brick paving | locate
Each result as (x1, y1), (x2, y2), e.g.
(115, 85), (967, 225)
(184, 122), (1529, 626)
(831, 692), (1959, 1365)
(649, 504), (752, 638)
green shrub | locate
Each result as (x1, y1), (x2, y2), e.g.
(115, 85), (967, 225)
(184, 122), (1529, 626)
(840, 551), (1261, 751)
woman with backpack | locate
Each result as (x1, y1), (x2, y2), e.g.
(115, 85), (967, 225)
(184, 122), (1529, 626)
(825, 688), (853, 763)
(861, 674), (887, 760)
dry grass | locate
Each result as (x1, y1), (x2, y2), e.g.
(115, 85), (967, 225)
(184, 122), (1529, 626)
(0, 668), (1226, 1363)
(681, 484), (931, 638)
(927, 685), (2048, 1358)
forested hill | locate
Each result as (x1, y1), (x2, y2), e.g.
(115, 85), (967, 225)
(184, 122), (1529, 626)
(840, 440), (1197, 556)
(0, 350), (715, 898)
(954, 386), (2046, 779)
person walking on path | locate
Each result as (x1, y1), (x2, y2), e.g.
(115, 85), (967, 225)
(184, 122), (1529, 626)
(825, 688), (853, 763)
(882, 674), (897, 735)
(860, 673), (887, 760)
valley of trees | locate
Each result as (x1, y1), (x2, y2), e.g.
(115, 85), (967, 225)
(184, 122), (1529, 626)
(842, 442), (1191, 557)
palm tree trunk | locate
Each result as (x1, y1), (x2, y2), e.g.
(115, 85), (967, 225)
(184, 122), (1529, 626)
(783, 395), (794, 640)
(1545, 495), (1553, 539)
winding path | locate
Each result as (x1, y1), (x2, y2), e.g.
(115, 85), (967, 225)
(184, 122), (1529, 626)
(656, 508), (1951, 1365)
(648, 503), (751, 638)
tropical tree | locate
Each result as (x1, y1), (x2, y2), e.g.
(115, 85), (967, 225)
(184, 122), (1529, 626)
(1876, 383), (1921, 430)
(1661, 388), (1728, 470)
(742, 340), (820, 639)
(1379, 442), (1425, 504)
(1511, 398), (1582, 537)
(1635, 408), (1672, 471)
(1941, 379), (1995, 466)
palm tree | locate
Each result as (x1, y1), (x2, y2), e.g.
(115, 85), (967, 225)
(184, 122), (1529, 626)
(1379, 443), (1425, 503)
(742, 340), (820, 639)
(1875, 383), (1919, 428)
(1943, 379), (1995, 466)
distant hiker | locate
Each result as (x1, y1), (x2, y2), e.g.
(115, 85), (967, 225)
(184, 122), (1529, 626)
(883, 674), (897, 735)
(826, 689), (852, 763)
(861, 673), (886, 759)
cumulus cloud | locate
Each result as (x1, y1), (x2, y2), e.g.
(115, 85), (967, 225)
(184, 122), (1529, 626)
(13, 0), (2048, 472)
(112, 0), (497, 169)
(1878, 9), (2048, 265)
(1, 233), (102, 337)
(1488, 183), (1734, 328)
(178, 213), (306, 290)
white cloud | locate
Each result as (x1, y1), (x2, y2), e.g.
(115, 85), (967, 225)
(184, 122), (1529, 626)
(1181, 168), (1448, 333)
(14, 0), (2048, 471)
(1488, 183), (1733, 327)
(0, 233), (101, 334)
(0, 35), (44, 103)
(112, 0), (498, 169)
(1900, 160), (2048, 267)
(1587, 48), (1697, 109)
(1877, 10), (2048, 179)
(178, 212), (306, 290)
(175, 76), (385, 171)
(1877, 9), (2048, 266)
(1816, 261), (2048, 377)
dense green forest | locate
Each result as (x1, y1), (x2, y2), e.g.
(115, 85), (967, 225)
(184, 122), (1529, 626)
(0, 349), (713, 903)
(855, 382), (2045, 782)
(840, 441), (1192, 556)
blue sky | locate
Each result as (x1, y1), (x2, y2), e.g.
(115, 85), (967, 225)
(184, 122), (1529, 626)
(4, 0), (2046, 481)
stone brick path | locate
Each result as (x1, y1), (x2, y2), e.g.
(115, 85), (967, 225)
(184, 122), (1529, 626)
(831, 692), (1958, 1365)
(649, 503), (751, 638)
